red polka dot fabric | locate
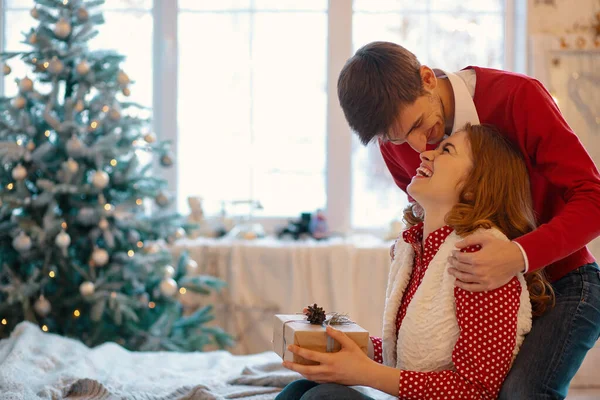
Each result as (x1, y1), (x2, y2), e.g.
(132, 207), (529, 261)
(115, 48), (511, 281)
(370, 336), (383, 364)
(374, 223), (521, 399)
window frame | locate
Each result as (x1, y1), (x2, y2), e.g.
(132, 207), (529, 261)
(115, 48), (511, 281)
(1, 0), (525, 236)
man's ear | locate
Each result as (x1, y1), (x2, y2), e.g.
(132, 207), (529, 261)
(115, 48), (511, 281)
(420, 66), (437, 92)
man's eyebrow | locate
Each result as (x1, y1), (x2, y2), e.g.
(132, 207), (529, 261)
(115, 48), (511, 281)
(404, 115), (423, 137)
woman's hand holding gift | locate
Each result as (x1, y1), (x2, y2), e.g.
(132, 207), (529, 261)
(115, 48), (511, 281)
(282, 325), (376, 386)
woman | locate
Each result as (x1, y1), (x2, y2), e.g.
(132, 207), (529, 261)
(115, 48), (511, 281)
(277, 123), (554, 400)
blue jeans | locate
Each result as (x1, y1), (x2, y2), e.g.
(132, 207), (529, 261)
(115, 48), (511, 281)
(499, 262), (600, 399)
(275, 380), (374, 400)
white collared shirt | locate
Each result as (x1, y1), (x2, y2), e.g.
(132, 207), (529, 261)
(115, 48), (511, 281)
(433, 68), (480, 133)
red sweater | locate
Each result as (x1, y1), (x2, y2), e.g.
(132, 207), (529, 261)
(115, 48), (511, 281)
(380, 67), (600, 281)
(371, 223), (520, 399)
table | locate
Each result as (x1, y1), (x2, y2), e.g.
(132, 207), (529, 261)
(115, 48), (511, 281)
(171, 235), (392, 355)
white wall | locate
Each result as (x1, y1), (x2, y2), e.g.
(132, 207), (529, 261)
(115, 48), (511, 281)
(527, 0), (600, 261)
(528, 0), (598, 37)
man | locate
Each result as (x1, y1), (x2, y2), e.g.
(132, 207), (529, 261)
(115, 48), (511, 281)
(337, 41), (600, 399)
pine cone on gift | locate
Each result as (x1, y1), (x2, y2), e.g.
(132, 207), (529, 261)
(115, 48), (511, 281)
(305, 303), (326, 325)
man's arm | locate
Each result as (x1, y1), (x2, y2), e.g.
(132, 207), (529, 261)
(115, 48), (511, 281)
(511, 79), (600, 272)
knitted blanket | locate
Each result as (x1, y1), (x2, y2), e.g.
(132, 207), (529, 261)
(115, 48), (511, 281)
(0, 322), (293, 400)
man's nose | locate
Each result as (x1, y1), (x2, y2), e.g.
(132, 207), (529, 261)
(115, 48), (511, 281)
(406, 132), (427, 153)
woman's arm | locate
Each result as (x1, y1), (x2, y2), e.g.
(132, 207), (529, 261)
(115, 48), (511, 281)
(366, 277), (522, 399)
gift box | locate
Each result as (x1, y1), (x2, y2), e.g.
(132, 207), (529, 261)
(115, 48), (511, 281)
(273, 314), (369, 365)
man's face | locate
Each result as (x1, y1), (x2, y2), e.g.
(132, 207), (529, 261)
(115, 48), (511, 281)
(383, 92), (447, 153)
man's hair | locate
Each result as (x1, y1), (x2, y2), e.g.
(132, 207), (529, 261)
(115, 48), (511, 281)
(337, 41), (425, 146)
(403, 123), (555, 316)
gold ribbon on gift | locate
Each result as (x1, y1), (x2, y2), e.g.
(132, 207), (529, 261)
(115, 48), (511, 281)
(282, 313), (355, 357)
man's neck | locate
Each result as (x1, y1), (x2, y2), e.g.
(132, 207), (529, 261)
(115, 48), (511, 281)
(437, 77), (455, 136)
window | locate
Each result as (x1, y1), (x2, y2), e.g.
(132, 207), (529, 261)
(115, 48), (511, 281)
(351, 0), (506, 229)
(177, 1), (328, 217)
(2, 0), (521, 234)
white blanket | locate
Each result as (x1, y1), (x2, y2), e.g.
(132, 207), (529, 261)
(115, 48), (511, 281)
(0, 322), (393, 400)
(0, 322), (290, 399)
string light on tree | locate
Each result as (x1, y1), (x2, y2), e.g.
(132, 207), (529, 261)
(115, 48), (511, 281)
(2, 63), (11, 75)
(30, 7), (39, 19)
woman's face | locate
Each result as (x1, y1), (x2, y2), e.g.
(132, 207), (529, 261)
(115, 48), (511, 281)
(407, 129), (473, 209)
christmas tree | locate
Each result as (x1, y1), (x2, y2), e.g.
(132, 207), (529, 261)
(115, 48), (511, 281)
(0, 0), (233, 352)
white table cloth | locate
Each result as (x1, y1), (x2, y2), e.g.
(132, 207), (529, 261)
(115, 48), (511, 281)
(171, 235), (392, 355)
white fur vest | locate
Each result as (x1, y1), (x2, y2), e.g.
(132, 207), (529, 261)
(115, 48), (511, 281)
(382, 228), (532, 371)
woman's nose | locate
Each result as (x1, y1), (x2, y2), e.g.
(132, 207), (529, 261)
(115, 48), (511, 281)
(420, 150), (435, 162)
